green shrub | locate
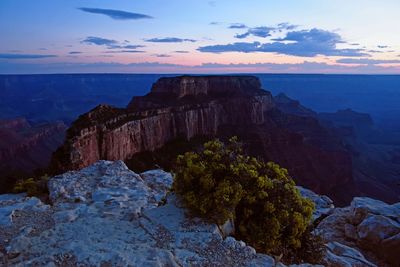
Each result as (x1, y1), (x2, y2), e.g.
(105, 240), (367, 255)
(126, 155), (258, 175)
(13, 175), (49, 197)
(173, 137), (317, 262)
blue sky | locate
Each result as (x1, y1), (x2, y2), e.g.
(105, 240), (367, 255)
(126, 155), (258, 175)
(0, 0), (400, 74)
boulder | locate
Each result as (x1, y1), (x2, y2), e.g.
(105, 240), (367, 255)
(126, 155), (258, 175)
(324, 242), (376, 267)
(297, 186), (334, 221)
(317, 196), (400, 266)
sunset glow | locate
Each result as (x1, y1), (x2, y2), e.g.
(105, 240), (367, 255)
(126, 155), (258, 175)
(1, 0), (400, 74)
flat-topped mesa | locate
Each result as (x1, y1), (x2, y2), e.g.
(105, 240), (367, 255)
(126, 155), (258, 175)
(51, 75), (274, 172)
(151, 75), (263, 97)
(127, 75), (268, 111)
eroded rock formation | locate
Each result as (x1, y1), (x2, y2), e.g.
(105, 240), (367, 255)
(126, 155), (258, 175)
(0, 118), (66, 191)
(51, 76), (274, 171)
(51, 75), (355, 204)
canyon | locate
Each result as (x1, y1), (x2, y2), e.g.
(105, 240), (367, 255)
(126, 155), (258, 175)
(0, 118), (66, 193)
(51, 75), (356, 205)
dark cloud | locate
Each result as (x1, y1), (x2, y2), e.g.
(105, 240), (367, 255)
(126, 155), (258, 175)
(350, 43), (360, 46)
(2, 60), (399, 74)
(0, 53), (57, 59)
(336, 58), (400, 65)
(199, 28), (368, 57)
(209, 22), (221, 25)
(377, 45), (389, 49)
(235, 26), (274, 39)
(82, 37), (145, 50)
(111, 44), (145, 49)
(174, 50), (189, 53)
(153, 54), (171, 57)
(276, 22), (297, 31)
(228, 23), (247, 29)
(198, 42), (261, 53)
(104, 50), (145, 53)
(82, 36), (118, 46)
(69, 51), (82, 54)
(78, 7), (152, 20)
(234, 23), (297, 38)
(145, 37), (196, 43)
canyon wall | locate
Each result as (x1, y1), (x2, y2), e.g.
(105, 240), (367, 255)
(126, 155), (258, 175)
(52, 76), (274, 171)
(51, 75), (356, 204)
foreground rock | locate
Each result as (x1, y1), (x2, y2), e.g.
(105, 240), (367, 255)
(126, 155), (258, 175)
(316, 197), (400, 266)
(0, 161), (397, 266)
(1, 161), (276, 266)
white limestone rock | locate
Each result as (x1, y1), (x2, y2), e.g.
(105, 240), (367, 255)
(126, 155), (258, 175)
(2, 160), (398, 267)
(297, 186), (334, 221)
(1, 161), (279, 266)
(324, 242), (377, 267)
(317, 196), (400, 266)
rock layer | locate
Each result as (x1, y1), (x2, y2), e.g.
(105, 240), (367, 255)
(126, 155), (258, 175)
(51, 76), (274, 172)
(51, 75), (355, 205)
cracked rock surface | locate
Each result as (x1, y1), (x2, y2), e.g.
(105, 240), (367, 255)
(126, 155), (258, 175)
(0, 160), (397, 266)
(0, 161), (276, 266)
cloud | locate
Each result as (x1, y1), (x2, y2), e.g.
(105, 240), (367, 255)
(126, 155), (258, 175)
(2, 60), (399, 74)
(82, 37), (145, 50)
(234, 23), (297, 38)
(377, 45), (389, 49)
(276, 22), (298, 31)
(0, 53), (57, 59)
(336, 58), (400, 65)
(209, 22), (221, 25)
(145, 37), (196, 43)
(174, 50), (189, 53)
(228, 23), (247, 29)
(104, 50), (146, 54)
(198, 42), (261, 53)
(199, 28), (368, 57)
(153, 54), (171, 57)
(78, 7), (152, 20)
(112, 44), (145, 49)
(82, 36), (117, 46)
(235, 26), (274, 39)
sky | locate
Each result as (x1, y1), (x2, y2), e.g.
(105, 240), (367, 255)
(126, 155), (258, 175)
(1, 0), (400, 74)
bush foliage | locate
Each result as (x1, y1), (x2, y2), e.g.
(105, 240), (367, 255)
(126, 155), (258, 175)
(13, 175), (49, 197)
(173, 137), (319, 261)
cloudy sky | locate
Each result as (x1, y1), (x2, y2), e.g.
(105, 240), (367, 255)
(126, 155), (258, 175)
(1, 0), (400, 74)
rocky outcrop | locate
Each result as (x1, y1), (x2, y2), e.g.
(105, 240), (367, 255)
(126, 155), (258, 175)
(51, 76), (274, 172)
(316, 197), (400, 266)
(1, 160), (391, 266)
(0, 161), (276, 266)
(51, 75), (356, 205)
(0, 118), (67, 192)
(274, 93), (317, 118)
(0, 118), (66, 170)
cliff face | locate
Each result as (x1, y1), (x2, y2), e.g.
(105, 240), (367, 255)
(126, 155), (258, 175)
(52, 76), (274, 172)
(51, 75), (355, 204)
(0, 118), (66, 172)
